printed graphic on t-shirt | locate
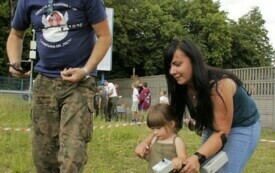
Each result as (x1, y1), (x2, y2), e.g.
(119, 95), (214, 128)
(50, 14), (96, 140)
(42, 11), (69, 42)
(35, 3), (84, 49)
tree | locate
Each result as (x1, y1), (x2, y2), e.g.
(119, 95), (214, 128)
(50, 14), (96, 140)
(0, 0), (273, 78)
(104, 0), (186, 78)
(103, 0), (274, 78)
(0, 0), (11, 75)
(0, 0), (32, 76)
(182, 0), (232, 67)
(225, 7), (273, 68)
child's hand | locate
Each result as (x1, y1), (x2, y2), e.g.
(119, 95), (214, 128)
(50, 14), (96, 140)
(135, 142), (150, 159)
(171, 158), (185, 173)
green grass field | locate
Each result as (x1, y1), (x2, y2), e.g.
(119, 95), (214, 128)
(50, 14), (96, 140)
(0, 94), (274, 173)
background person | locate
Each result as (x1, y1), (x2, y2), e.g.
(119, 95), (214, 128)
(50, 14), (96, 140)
(136, 103), (187, 173)
(135, 79), (144, 94)
(159, 89), (169, 104)
(98, 86), (108, 119)
(136, 39), (261, 173)
(6, 0), (112, 172)
(131, 82), (139, 123)
(94, 90), (100, 117)
(139, 82), (151, 122)
(104, 80), (118, 121)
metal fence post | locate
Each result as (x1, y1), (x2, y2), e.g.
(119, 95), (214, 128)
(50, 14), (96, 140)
(273, 67), (275, 131)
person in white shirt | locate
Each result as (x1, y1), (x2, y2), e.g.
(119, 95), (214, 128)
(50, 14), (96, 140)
(103, 80), (118, 121)
(131, 82), (139, 122)
(159, 89), (169, 104)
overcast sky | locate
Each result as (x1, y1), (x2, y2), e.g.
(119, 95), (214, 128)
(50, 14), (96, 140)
(215, 0), (275, 49)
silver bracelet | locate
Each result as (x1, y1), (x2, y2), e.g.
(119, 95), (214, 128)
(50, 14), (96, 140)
(82, 67), (89, 75)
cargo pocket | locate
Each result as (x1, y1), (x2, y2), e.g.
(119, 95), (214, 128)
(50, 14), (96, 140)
(87, 90), (95, 114)
(82, 78), (97, 142)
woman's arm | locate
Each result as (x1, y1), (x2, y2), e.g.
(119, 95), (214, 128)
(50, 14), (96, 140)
(198, 78), (236, 155)
(183, 78), (236, 173)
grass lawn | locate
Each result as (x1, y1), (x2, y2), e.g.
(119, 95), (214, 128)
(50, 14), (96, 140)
(0, 94), (274, 173)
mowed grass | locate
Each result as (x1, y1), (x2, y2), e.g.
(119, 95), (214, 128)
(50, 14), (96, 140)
(0, 94), (274, 173)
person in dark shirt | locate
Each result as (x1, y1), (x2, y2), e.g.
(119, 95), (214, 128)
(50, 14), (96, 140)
(98, 86), (108, 119)
(6, 0), (112, 172)
(136, 39), (261, 173)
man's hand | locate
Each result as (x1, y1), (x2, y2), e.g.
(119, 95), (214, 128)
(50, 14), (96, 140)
(61, 68), (87, 83)
(8, 62), (31, 78)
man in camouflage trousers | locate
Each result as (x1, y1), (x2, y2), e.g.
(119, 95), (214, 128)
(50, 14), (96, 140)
(6, 0), (111, 172)
(31, 75), (97, 172)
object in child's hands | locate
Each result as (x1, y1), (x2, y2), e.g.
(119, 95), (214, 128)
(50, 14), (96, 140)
(200, 151), (228, 173)
(152, 158), (173, 173)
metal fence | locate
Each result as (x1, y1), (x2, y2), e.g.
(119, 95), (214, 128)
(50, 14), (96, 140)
(0, 76), (31, 101)
(230, 67), (275, 131)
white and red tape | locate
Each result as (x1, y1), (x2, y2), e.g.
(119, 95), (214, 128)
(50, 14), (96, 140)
(0, 123), (274, 143)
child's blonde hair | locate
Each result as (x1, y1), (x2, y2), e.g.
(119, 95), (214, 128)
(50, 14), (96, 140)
(147, 103), (179, 132)
(132, 82), (138, 88)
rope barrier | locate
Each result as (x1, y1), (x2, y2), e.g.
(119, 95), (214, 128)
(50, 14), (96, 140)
(0, 122), (147, 133)
(1, 123), (274, 143)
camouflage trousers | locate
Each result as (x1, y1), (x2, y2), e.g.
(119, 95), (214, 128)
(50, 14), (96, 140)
(31, 74), (96, 173)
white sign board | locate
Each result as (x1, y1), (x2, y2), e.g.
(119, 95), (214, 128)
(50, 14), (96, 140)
(97, 8), (114, 71)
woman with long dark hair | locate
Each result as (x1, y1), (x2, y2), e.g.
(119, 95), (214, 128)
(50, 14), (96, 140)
(136, 39), (261, 173)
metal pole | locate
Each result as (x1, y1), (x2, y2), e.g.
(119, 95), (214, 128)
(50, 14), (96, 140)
(273, 67), (275, 131)
(28, 60), (33, 103)
(27, 29), (36, 103)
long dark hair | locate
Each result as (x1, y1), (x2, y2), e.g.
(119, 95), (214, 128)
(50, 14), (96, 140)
(163, 39), (242, 134)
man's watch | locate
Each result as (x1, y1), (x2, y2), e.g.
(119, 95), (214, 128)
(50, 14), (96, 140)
(194, 152), (206, 165)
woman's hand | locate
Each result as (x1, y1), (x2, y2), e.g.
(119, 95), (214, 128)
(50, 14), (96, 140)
(182, 155), (200, 173)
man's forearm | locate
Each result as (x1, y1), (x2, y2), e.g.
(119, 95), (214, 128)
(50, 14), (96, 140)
(84, 35), (112, 73)
(6, 29), (25, 64)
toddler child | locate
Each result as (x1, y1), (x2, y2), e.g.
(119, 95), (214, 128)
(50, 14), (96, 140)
(138, 103), (188, 173)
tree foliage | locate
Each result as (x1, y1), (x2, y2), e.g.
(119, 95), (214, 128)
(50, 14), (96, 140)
(225, 7), (273, 68)
(0, 0), (33, 76)
(180, 0), (232, 67)
(103, 0), (274, 78)
(0, 0), (10, 75)
(0, 0), (274, 78)
(104, 0), (187, 77)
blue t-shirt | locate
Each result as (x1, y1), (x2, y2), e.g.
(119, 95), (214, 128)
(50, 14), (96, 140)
(12, 0), (107, 77)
